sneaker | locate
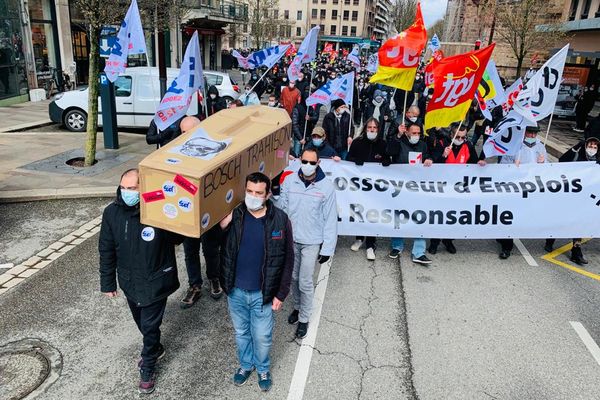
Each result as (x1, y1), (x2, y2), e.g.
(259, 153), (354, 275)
(427, 244), (438, 255)
(137, 344), (166, 369)
(210, 279), (223, 300)
(296, 322), (309, 339)
(544, 239), (554, 253)
(180, 285), (202, 309)
(288, 309), (299, 325)
(233, 367), (255, 386)
(388, 249), (401, 259)
(499, 251), (511, 260)
(257, 371), (272, 392)
(366, 248), (376, 261)
(570, 246), (589, 265)
(442, 239), (457, 254)
(351, 239), (363, 252)
(412, 255), (432, 265)
(573, 128), (584, 132)
(138, 371), (156, 394)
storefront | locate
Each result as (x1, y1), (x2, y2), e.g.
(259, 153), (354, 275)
(0, 0), (29, 103)
(28, 0), (63, 90)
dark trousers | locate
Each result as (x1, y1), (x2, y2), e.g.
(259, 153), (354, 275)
(496, 239), (514, 252)
(127, 298), (167, 374)
(183, 225), (222, 287)
(429, 239), (453, 247)
(575, 109), (588, 130)
(356, 236), (376, 249)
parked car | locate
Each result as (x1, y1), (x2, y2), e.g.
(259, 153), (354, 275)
(49, 67), (241, 132)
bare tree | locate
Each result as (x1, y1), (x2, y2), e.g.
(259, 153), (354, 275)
(428, 19), (446, 40)
(494, 0), (566, 78)
(247, 0), (291, 48)
(392, 0), (418, 33)
(73, 0), (186, 167)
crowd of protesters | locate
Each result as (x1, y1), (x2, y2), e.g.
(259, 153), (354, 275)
(98, 45), (600, 395)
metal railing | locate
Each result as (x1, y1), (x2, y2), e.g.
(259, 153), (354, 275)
(186, 0), (249, 21)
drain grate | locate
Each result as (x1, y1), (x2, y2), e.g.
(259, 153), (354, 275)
(0, 339), (62, 400)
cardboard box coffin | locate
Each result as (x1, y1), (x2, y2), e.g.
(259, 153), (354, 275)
(139, 105), (291, 237)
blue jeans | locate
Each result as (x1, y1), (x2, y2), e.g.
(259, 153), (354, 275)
(227, 287), (273, 374)
(391, 238), (426, 257)
(292, 139), (302, 158)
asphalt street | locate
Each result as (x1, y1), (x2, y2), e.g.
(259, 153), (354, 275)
(1, 199), (599, 399)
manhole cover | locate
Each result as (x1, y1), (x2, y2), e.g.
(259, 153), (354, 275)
(0, 339), (62, 400)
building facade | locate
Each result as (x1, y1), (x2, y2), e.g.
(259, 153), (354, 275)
(1, 0), (245, 105)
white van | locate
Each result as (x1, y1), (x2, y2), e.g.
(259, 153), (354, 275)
(49, 67), (240, 132)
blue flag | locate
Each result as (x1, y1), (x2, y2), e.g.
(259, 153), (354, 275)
(306, 72), (354, 107)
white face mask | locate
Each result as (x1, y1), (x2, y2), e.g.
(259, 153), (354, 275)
(409, 135), (420, 144)
(209, 94), (216, 99)
(453, 138), (465, 146)
(586, 147), (597, 157)
(268, 101), (276, 107)
(367, 131), (378, 140)
(244, 193), (265, 211)
(408, 116), (418, 122)
(301, 163), (317, 176)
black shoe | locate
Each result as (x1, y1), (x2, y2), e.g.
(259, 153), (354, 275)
(442, 240), (456, 254)
(296, 322), (308, 339)
(210, 279), (223, 300)
(180, 285), (202, 309)
(288, 309), (299, 325)
(427, 245), (438, 255)
(388, 249), (401, 259)
(138, 344), (166, 369)
(570, 246), (588, 265)
(499, 251), (511, 259)
(412, 255), (432, 265)
(544, 240), (554, 253)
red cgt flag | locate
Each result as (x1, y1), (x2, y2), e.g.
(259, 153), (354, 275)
(425, 43), (495, 131)
(369, 2), (427, 90)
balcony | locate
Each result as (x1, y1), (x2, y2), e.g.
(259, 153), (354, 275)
(185, 0), (249, 23)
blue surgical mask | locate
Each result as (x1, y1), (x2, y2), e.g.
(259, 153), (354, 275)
(121, 189), (140, 207)
(524, 137), (537, 145)
(312, 138), (324, 147)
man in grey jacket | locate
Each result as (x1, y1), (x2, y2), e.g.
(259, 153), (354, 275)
(279, 148), (338, 339)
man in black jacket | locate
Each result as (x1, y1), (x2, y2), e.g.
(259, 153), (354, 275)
(99, 168), (184, 394)
(146, 116), (185, 148)
(206, 85), (227, 115)
(322, 99), (354, 159)
(219, 172), (294, 392)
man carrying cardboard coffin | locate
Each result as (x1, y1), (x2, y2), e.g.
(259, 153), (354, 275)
(99, 168), (184, 394)
(278, 148), (338, 339)
(219, 172), (294, 392)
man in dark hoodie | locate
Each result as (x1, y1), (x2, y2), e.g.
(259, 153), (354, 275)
(99, 168), (184, 394)
(291, 90), (319, 157)
(544, 136), (600, 264)
(322, 99), (354, 159)
(206, 85), (227, 115)
(386, 122), (433, 265)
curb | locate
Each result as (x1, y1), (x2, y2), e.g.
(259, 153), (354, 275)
(0, 187), (115, 203)
(0, 120), (54, 133)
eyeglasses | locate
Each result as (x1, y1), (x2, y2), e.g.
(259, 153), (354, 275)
(301, 160), (318, 166)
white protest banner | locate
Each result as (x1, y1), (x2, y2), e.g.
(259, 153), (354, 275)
(347, 45), (361, 69)
(305, 159), (600, 239)
(367, 53), (379, 73)
(429, 34), (441, 52)
(104, 0), (146, 82)
(153, 31), (204, 131)
(514, 44), (569, 121)
(482, 109), (527, 157)
(502, 78), (524, 115)
(306, 72), (354, 107)
(288, 26), (319, 82)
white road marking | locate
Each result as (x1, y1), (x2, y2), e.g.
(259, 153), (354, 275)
(515, 239), (538, 267)
(570, 321), (600, 367)
(287, 258), (332, 400)
(0, 263), (14, 269)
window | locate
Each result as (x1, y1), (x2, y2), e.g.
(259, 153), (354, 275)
(274, 10), (278, 19)
(311, 23), (316, 28)
(297, 10), (303, 20)
(568, 0), (579, 19)
(581, 0), (592, 18)
(330, 25), (337, 35)
(280, 25), (286, 36)
(243, 24), (248, 33)
(350, 26), (356, 36)
(342, 25), (348, 35)
(353, 0), (359, 4)
(320, 9), (326, 19)
(287, 26), (292, 36)
(205, 73), (223, 87)
(284, 10), (289, 19)
(296, 27), (302, 36)
(352, 10), (358, 21)
(114, 76), (132, 97)
(321, 0), (327, 3)
(312, 0), (317, 3)
(343, 10), (349, 20)
(320, 24), (325, 31)
(333, 0), (338, 3)
(311, 8), (317, 18)
(332, 9), (338, 19)
(344, 0), (350, 4)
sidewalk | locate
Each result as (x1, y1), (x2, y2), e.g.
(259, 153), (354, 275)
(0, 131), (152, 202)
(0, 99), (52, 132)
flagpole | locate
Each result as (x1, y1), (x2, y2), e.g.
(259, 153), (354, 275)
(450, 120), (464, 143)
(544, 112), (554, 146)
(302, 67), (317, 147)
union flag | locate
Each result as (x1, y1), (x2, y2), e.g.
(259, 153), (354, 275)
(369, 2), (427, 90)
